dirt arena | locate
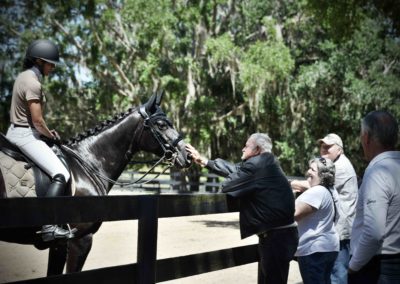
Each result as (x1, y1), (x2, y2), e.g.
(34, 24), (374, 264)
(0, 191), (303, 283)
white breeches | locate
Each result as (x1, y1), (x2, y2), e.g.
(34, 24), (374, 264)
(6, 125), (70, 181)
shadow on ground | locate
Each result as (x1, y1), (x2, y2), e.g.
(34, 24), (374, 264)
(191, 220), (239, 229)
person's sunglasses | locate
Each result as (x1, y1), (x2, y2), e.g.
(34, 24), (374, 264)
(319, 157), (327, 166)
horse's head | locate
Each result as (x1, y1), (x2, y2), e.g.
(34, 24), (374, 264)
(137, 92), (191, 169)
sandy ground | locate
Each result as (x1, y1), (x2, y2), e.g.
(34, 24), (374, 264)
(0, 191), (303, 284)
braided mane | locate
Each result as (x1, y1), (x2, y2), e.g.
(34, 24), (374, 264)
(66, 107), (137, 146)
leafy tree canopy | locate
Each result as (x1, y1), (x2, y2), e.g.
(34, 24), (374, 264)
(0, 0), (399, 177)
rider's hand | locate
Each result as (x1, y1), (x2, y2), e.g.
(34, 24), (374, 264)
(50, 130), (61, 140)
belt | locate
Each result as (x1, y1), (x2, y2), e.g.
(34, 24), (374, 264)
(377, 253), (400, 260)
(12, 124), (30, 128)
(258, 222), (297, 238)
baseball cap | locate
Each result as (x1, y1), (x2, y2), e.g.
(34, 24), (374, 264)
(317, 133), (343, 148)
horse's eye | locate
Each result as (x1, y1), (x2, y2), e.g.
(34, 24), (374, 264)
(157, 120), (168, 129)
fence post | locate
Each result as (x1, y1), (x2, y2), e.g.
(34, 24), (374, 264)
(137, 196), (159, 284)
(257, 262), (265, 283)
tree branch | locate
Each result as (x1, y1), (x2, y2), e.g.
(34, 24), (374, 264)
(92, 27), (136, 98)
(53, 19), (83, 51)
(212, 103), (245, 122)
(106, 15), (136, 54)
(383, 59), (396, 75)
(215, 0), (236, 35)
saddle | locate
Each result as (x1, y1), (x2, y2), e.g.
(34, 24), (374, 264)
(0, 133), (73, 198)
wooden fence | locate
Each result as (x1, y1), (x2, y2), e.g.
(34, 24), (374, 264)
(116, 171), (223, 192)
(0, 194), (258, 284)
(1, 171), (304, 283)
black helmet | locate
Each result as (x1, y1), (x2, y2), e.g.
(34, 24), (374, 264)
(25, 39), (61, 65)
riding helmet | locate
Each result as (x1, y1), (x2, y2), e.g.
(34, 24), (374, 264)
(25, 39), (61, 65)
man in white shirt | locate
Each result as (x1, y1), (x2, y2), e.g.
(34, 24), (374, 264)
(349, 110), (400, 284)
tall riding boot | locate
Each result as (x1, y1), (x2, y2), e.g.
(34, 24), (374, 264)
(37, 174), (76, 242)
(46, 173), (67, 197)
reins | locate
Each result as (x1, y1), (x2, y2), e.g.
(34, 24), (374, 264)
(62, 145), (175, 186)
(61, 106), (181, 186)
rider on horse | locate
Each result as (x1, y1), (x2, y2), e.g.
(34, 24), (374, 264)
(6, 39), (75, 242)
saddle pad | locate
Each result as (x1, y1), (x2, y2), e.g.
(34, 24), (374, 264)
(0, 151), (36, 197)
(0, 152), (76, 198)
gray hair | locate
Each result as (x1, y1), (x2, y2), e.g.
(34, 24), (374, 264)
(361, 110), (398, 148)
(249, 133), (273, 153)
(309, 157), (335, 188)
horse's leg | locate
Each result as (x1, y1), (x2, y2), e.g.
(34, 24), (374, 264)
(66, 234), (93, 272)
(47, 244), (67, 276)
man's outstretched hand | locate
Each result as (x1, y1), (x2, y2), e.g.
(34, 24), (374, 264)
(185, 144), (207, 167)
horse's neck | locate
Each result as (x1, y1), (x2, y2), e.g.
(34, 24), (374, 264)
(72, 112), (142, 192)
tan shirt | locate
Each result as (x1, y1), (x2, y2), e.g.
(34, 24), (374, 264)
(10, 68), (46, 127)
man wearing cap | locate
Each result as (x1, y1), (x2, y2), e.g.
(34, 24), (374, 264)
(291, 133), (358, 284)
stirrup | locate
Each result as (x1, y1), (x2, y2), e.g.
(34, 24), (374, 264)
(36, 224), (77, 242)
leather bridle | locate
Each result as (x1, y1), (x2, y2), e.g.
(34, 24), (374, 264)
(62, 106), (184, 187)
(139, 105), (183, 163)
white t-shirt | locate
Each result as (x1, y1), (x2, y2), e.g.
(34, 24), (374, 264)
(295, 185), (340, 257)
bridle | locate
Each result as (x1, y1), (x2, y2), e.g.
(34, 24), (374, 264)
(138, 105), (183, 163)
(62, 106), (184, 187)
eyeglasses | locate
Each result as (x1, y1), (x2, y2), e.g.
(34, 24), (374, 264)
(319, 157), (327, 166)
(320, 144), (333, 151)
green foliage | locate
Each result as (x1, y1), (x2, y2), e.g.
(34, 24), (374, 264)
(241, 41), (294, 85)
(0, 0), (398, 177)
(306, 0), (366, 40)
(306, 0), (400, 40)
(206, 34), (240, 64)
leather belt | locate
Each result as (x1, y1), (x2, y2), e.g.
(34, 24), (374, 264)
(12, 124), (30, 128)
(258, 222), (297, 238)
(378, 253), (400, 260)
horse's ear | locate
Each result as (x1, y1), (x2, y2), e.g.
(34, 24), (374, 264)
(156, 90), (164, 106)
(145, 93), (157, 113)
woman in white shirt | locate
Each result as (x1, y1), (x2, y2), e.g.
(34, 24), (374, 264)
(295, 157), (340, 284)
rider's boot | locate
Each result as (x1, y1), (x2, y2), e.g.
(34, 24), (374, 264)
(37, 174), (77, 242)
(46, 173), (67, 197)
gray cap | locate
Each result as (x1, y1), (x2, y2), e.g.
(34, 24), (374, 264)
(317, 133), (343, 148)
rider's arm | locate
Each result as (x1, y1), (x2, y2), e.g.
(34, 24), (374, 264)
(29, 99), (55, 139)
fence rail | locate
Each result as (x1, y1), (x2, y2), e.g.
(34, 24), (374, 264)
(0, 194), (255, 284)
(116, 171), (222, 192)
(116, 171), (302, 192)
(1, 174), (303, 283)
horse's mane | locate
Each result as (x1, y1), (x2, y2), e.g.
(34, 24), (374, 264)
(66, 107), (137, 146)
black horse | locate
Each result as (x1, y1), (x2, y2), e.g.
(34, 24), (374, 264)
(0, 92), (191, 275)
